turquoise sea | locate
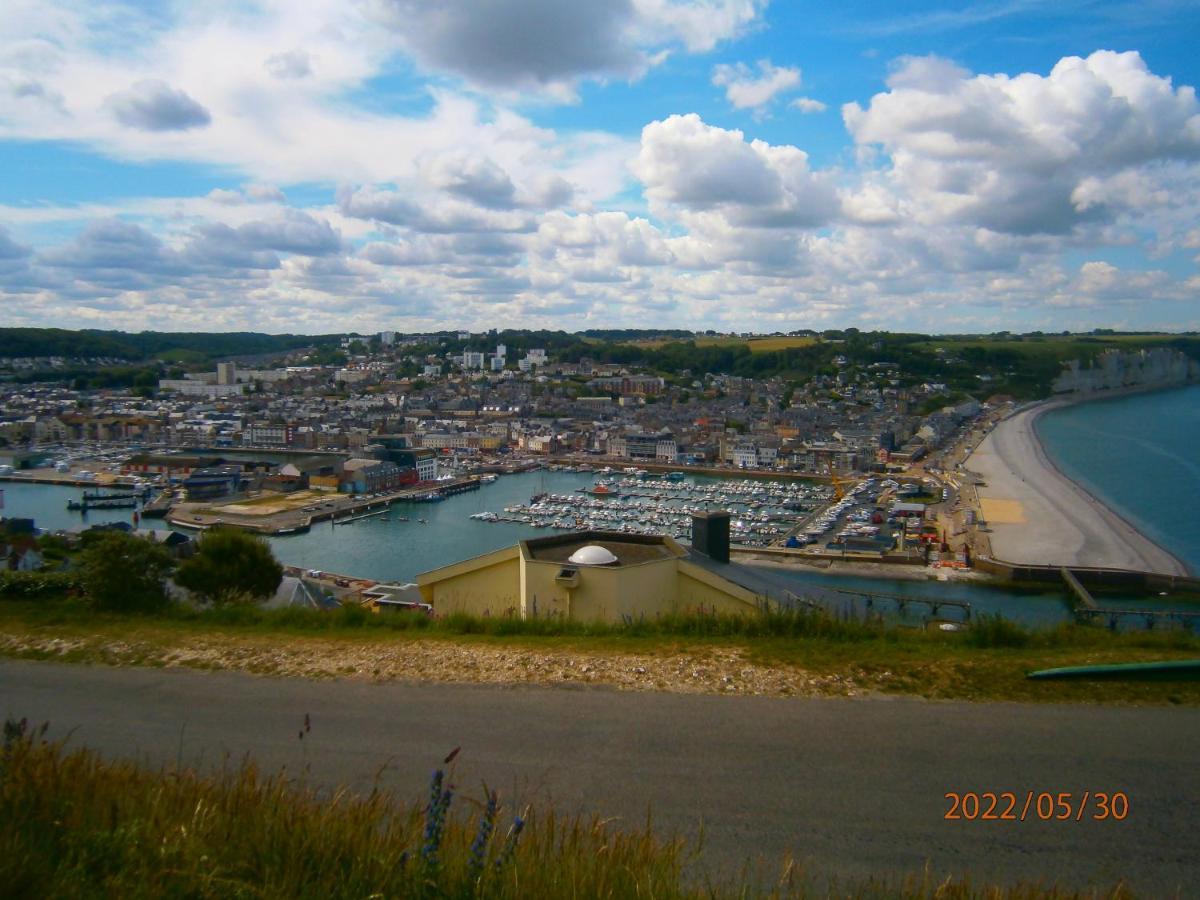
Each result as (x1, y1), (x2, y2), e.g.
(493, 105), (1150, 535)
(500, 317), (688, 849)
(1035, 384), (1200, 576)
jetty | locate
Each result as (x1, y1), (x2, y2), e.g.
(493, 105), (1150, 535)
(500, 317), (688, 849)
(822, 586), (972, 620)
(67, 493), (140, 511)
(140, 490), (175, 519)
(333, 508), (391, 525)
(1074, 606), (1200, 632)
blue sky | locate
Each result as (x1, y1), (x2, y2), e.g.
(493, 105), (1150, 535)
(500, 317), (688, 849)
(2, 0), (1199, 334)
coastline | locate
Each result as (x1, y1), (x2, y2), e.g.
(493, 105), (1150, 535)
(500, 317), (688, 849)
(965, 384), (1193, 577)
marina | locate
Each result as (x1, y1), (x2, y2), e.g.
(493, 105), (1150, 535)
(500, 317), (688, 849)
(470, 473), (838, 546)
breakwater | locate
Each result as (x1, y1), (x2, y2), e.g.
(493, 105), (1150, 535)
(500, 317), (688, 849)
(975, 556), (1200, 593)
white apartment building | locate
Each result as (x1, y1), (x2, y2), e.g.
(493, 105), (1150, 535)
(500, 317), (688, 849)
(157, 380), (244, 398)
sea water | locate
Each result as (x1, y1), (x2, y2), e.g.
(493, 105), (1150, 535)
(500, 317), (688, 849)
(1035, 384), (1200, 575)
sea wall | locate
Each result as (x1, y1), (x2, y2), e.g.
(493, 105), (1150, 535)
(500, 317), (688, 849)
(1053, 347), (1199, 394)
(975, 556), (1200, 593)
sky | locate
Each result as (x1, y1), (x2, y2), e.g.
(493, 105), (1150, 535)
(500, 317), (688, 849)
(2, 0), (1199, 336)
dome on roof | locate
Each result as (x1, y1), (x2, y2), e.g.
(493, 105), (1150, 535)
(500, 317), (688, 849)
(568, 545), (619, 566)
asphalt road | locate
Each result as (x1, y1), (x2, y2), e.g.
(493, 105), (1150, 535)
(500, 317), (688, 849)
(3, 660), (1198, 894)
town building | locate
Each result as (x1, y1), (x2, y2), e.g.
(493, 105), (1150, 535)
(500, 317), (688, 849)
(182, 465), (243, 501)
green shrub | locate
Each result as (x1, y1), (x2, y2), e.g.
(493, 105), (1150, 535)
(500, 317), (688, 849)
(0, 571), (81, 601)
(963, 613), (1032, 648)
(175, 528), (283, 606)
(79, 531), (173, 613)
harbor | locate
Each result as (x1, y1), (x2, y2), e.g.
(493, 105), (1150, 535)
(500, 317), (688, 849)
(470, 471), (837, 546)
(5, 460), (1200, 632)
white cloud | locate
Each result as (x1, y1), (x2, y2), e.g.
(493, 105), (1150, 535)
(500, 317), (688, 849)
(368, 0), (764, 100)
(712, 59), (801, 111)
(633, 113), (840, 227)
(0, 2), (635, 201)
(632, 0), (764, 52)
(4, 11), (1200, 335)
(844, 50), (1200, 235)
(264, 49), (313, 79)
(790, 97), (827, 113)
(106, 79), (211, 131)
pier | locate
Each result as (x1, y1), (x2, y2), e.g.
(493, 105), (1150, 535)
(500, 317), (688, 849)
(1076, 606), (1200, 632)
(140, 490), (174, 518)
(822, 586), (972, 620)
(333, 508), (392, 525)
(67, 490), (143, 511)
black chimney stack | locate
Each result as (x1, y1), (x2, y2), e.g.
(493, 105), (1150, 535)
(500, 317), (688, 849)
(691, 510), (730, 563)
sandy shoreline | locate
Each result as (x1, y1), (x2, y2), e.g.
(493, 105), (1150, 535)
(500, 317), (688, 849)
(966, 388), (1191, 576)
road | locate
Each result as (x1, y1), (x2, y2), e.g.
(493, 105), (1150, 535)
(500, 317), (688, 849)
(3, 660), (1198, 894)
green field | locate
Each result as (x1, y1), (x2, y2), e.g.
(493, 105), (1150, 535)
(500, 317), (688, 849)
(746, 336), (819, 353)
(629, 335), (818, 352)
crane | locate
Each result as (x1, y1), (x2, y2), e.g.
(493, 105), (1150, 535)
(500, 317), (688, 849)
(826, 457), (846, 500)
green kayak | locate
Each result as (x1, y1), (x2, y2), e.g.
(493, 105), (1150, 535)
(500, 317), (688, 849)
(1027, 660), (1200, 681)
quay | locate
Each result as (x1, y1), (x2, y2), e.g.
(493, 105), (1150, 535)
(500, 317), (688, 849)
(165, 476), (483, 535)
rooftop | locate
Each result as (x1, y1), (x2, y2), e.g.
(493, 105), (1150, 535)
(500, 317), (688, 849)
(522, 531), (681, 566)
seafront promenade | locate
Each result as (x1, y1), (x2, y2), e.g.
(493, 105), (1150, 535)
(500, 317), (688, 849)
(966, 400), (1190, 577)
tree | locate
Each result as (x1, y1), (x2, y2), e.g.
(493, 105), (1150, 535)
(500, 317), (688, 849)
(175, 528), (283, 606)
(80, 531), (173, 613)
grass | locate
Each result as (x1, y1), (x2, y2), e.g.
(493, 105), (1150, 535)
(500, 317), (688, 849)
(209, 489), (335, 511)
(747, 336), (819, 353)
(627, 336), (818, 353)
(3, 600), (1200, 704)
(0, 723), (687, 899)
(0, 723), (1137, 899)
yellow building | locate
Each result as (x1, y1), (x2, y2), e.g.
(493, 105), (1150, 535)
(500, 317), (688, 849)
(416, 515), (779, 622)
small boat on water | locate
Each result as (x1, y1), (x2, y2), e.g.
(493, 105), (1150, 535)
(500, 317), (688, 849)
(666, 472), (686, 481)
